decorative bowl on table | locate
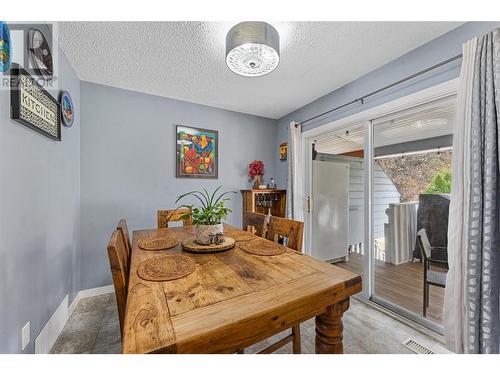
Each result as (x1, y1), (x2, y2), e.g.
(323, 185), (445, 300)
(181, 236), (236, 253)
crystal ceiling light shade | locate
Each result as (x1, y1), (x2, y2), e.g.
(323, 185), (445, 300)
(226, 22), (280, 77)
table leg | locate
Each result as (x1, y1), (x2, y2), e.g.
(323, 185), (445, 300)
(315, 298), (350, 354)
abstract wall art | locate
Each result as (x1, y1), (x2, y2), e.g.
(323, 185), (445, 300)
(176, 125), (218, 179)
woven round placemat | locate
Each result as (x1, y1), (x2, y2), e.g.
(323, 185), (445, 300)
(239, 239), (287, 256)
(224, 229), (255, 242)
(138, 237), (178, 251)
(181, 237), (236, 253)
(137, 254), (195, 282)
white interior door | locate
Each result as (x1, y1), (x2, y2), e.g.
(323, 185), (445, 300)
(311, 160), (349, 261)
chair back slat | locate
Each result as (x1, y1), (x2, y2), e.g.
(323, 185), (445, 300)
(266, 216), (304, 252)
(417, 228), (432, 259)
(157, 208), (192, 228)
(243, 212), (268, 237)
(107, 229), (129, 336)
(116, 219), (131, 264)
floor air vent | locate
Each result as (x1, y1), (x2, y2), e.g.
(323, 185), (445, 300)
(402, 338), (434, 354)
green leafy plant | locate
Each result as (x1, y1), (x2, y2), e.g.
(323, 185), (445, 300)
(175, 186), (236, 225)
(425, 169), (452, 194)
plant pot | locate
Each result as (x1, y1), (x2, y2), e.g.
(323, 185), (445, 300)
(195, 223), (224, 245)
(252, 175), (262, 189)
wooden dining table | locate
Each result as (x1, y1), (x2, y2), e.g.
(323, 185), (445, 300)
(122, 224), (362, 354)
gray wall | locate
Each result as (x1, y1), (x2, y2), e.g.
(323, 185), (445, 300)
(79, 82), (277, 290)
(275, 22), (500, 187)
(0, 50), (81, 352)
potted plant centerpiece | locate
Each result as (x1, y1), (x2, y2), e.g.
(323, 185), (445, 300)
(176, 186), (236, 245)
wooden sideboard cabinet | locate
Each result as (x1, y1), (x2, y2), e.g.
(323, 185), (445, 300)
(241, 189), (287, 218)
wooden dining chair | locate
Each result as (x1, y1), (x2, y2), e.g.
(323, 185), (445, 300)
(116, 219), (131, 267)
(243, 212), (268, 237)
(107, 229), (129, 336)
(254, 216), (304, 354)
(157, 208), (192, 228)
(266, 216), (304, 253)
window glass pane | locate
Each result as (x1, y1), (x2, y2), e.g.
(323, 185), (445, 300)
(371, 97), (455, 327)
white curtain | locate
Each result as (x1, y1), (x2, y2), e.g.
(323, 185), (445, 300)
(444, 37), (477, 353)
(286, 121), (304, 222)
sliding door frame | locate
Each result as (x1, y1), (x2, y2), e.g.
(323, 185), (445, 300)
(301, 78), (459, 322)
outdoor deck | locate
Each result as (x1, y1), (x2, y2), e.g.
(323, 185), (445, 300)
(336, 253), (444, 326)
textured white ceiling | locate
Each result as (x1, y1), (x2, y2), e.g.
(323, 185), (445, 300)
(57, 21), (463, 119)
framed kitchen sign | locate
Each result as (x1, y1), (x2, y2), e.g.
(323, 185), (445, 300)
(176, 125), (218, 179)
(10, 64), (61, 141)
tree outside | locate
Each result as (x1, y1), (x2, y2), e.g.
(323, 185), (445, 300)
(425, 169), (451, 194)
(377, 150), (452, 202)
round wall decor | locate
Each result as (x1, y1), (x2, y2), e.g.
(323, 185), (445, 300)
(59, 91), (75, 128)
(28, 28), (53, 80)
(0, 21), (12, 73)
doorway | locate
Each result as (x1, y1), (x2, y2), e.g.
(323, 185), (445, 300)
(309, 124), (367, 293)
(302, 80), (458, 333)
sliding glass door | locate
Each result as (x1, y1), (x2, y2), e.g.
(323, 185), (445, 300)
(307, 90), (456, 333)
(369, 96), (456, 331)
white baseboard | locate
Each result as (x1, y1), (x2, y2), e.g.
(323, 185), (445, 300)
(34, 295), (68, 354)
(35, 284), (114, 354)
(68, 284), (115, 317)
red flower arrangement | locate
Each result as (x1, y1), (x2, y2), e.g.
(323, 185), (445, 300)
(248, 160), (264, 178)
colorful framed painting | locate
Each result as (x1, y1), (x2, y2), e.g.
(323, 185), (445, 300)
(280, 142), (288, 161)
(0, 21), (12, 73)
(59, 91), (75, 128)
(176, 125), (218, 179)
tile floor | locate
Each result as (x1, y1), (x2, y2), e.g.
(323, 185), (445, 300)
(50, 293), (450, 354)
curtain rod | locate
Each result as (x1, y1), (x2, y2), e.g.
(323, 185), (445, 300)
(296, 53), (463, 127)
(374, 146), (453, 160)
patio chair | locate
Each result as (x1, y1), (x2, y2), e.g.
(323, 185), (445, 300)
(416, 229), (448, 318)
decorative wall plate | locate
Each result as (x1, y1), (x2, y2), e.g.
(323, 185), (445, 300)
(59, 91), (75, 128)
(28, 28), (53, 80)
(0, 21), (12, 73)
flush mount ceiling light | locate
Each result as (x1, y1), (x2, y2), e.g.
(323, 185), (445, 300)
(226, 21), (280, 77)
